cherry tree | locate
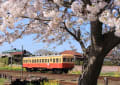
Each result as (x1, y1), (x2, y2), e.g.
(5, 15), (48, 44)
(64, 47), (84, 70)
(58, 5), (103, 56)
(0, 0), (120, 85)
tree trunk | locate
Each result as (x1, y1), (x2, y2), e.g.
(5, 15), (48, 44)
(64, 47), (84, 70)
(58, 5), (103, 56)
(78, 50), (105, 85)
(78, 20), (107, 85)
(77, 18), (120, 85)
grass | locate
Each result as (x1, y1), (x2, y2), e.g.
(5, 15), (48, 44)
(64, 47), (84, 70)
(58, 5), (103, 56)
(43, 80), (59, 85)
(0, 64), (26, 71)
(69, 71), (120, 77)
(69, 70), (82, 74)
(100, 72), (120, 77)
(0, 78), (7, 85)
(25, 80), (59, 85)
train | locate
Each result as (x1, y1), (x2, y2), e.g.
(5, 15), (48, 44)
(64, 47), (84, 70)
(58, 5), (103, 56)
(23, 54), (75, 73)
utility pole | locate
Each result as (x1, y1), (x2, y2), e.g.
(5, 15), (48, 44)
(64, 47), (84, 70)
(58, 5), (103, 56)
(10, 56), (12, 69)
(21, 45), (23, 78)
(10, 45), (13, 70)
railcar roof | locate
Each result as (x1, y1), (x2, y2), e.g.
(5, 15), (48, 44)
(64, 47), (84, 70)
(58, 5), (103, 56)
(23, 54), (74, 58)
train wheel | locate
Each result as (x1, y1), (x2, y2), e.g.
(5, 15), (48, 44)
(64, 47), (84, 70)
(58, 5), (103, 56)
(53, 69), (62, 74)
(64, 69), (68, 73)
(26, 68), (32, 72)
(33, 68), (38, 72)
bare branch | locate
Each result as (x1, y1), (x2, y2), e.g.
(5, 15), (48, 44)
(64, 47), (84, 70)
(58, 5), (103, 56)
(16, 20), (35, 38)
(97, 0), (114, 16)
(20, 16), (50, 21)
(63, 22), (86, 52)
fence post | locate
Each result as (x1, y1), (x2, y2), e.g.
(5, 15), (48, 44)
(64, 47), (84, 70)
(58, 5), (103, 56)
(104, 77), (108, 85)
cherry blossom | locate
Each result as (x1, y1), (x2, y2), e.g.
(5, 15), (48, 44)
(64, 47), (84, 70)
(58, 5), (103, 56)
(0, 0), (118, 46)
(114, 0), (120, 6)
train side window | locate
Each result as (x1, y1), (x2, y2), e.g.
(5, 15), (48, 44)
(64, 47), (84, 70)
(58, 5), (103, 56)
(43, 59), (45, 63)
(42, 59), (44, 63)
(36, 59), (37, 63)
(50, 58), (52, 62)
(34, 59), (36, 63)
(48, 59), (49, 63)
(40, 59), (41, 63)
(45, 59), (46, 63)
(29, 60), (31, 63)
(56, 58), (58, 63)
(37, 59), (39, 63)
(33, 59), (35, 63)
(53, 58), (55, 63)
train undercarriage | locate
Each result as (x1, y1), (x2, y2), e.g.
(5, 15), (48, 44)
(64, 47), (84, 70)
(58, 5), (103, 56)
(26, 68), (70, 73)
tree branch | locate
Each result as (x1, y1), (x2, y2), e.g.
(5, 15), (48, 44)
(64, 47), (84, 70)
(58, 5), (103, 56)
(63, 23), (86, 52)
(82, 0), (91, 5)
(103, 31), (120, 54)
(20, 16), (50, 21)
(97, 0), (114, 16)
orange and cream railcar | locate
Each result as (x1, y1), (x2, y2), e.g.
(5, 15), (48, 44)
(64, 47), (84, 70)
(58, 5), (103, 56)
(23, 54), (74, 73)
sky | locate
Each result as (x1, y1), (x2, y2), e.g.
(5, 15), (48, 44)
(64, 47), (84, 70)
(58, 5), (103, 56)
(0, 21), (90, 54)
(0, 10), (90, 54)
(0, 34), (82, 54)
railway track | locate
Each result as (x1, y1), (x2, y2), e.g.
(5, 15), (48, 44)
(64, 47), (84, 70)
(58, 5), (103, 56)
(0, 70), (120, 85)
(0, 70), (79, 84)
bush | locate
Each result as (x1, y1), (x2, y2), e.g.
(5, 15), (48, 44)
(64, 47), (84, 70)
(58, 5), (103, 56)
(103, 61), (118, 66)
(0, 57), (9, 65)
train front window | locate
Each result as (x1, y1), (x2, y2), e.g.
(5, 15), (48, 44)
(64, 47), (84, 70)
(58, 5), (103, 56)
(63, 58), (67, 62)
(67, 58), (70, 62)
(71, 58), (74, 62)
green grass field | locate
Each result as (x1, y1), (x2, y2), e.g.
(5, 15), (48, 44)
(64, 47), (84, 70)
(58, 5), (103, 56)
(0, 64), (26, 71)
(0, 78), (7, 85)
(69, 71), (120, 77)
